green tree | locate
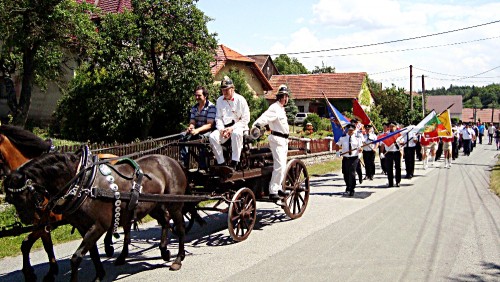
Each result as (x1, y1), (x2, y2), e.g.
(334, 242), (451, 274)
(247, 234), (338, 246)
(285, 93), (299, 123)
(53, 0), (217, 142)
(0, 0), (98, 126)
(311, 62), (335, 74)
(372, 84), (423, 126)
(274, 54), (309, 74)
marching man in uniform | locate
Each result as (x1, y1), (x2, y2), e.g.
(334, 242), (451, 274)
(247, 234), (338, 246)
(335, 123), (363, 196)
(362, 124), (377, 180)
(252, 85), (290, 201)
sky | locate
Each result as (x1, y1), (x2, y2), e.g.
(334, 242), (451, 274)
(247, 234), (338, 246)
(196, 0), (500, 91)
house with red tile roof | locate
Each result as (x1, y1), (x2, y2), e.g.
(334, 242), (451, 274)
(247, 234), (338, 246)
(268, 73), (372, 117)
(247, 55), (280, 81)
(76, 0), (131, 14)
(425, 95), (463, 119)
(211, 45), (273, 96)
(462, 108), (500, 125)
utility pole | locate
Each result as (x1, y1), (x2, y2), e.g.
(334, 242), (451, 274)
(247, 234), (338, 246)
(410, 65), (413, 111)
(421, 74), (425, 117)
(492, 100), (495, 123)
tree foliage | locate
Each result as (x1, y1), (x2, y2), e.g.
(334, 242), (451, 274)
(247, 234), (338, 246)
(0, 0), (98, 126)
(52, 0), (217, 142)
(311, 62), (335, 74)
(426, 83), (500, 109)
(274, 54), (309, 74)
(371, 84), (423, 127)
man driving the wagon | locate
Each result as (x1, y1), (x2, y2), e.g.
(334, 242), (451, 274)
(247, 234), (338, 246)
(209, 76), (250, 170)
(252, 84), (290, 201)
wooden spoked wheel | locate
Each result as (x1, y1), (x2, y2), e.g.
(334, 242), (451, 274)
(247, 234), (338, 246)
(227, 187), (257, 241)
(281, 159), (310, 219)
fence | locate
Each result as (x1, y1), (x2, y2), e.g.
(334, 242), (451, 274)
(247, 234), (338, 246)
(58, 135), (335, 161)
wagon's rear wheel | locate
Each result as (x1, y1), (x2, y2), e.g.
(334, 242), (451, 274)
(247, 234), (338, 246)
(281, 159), (310, 219)
(227, 187), (256, 241)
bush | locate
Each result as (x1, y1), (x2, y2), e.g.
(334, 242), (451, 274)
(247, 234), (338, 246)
(303, 113), (321, 132)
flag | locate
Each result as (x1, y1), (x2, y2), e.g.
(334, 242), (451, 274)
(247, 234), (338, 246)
(408, 111), (437, 136)
(325, 98), (349, 142)
(374, 127), (408, 146)
(352, 98), (371, 125)
(437, 109), (452, 137)
(420, 114), (441, 138)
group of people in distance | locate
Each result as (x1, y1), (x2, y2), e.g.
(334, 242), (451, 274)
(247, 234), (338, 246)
(181, 76), (290, 201)
(336, 119), (497, 197)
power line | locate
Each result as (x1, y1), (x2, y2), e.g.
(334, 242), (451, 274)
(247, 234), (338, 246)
(296, 36), (500, 58)
(270, 19), (500, 56)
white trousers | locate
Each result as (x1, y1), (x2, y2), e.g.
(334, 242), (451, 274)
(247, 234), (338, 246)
(269, 135), (289, 195)
(209, 128), (244, 164)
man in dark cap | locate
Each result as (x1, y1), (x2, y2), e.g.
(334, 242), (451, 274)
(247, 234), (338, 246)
(350, 118), (364, 183)
(335, 123), (363, 196)
(362, 124), (377, 180)
(382, 121), (402, 187)
(378, 122), (390, 174)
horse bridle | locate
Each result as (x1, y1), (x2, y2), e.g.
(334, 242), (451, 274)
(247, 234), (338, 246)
(7, 178), (50, 211)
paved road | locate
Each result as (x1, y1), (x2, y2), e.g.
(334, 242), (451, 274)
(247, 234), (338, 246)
(1, 144), (499, 281)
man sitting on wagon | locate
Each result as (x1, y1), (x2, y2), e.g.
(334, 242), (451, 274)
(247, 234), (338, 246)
(252, 84), (290, 201)
(209, 76), (250, 170)
(180, 86), (216, 169)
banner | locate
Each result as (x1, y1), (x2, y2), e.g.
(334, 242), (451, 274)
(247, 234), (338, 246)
(408, 110), (437, 136)
(325, 98), (350, 142)
(373, 127), (409, 147)
(437, 109), (452, 137)
(421, 114), (441, 138)
(352, 98), (371, 125)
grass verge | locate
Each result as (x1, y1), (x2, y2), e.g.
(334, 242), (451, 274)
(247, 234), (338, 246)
(490, 155), (500, 197)
(0, 205), (80, 259)
(306, 158), (342, 176)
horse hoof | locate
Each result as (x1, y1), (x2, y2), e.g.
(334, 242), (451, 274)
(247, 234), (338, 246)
(161, 248), (171, 261)
(105, 245), (114, 257)
(169, 262), (182, 271)
(22, 268), (37, 282)
(115, 256), (126, 266)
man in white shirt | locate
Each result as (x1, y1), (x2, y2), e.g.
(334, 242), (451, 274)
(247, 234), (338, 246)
(209, 76), (250, 169)
(362, 124), (377, 180)
(460, 123), (475, 156)
(402, 126), (417, 179)
(252, 85), (290, 201)
(488, 123), (496, 145)
(382, 121), (402, 187)
(335, 123), (363, 196)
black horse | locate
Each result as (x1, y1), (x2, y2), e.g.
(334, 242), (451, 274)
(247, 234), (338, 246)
(4, 150), (188, 281)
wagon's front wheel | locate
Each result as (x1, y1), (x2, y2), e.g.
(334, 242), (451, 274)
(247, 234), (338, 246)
(282, 159), (310, 219)
(227, 187), (256, 241)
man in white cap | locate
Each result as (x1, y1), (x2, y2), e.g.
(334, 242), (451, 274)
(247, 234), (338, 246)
(252, 84), (290, 200)
(209, 76), (250, 169)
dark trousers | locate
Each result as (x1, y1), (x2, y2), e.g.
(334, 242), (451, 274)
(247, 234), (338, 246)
(463, 139), (472, 156)
(385, 151), (401, 186)
(342, 156), (359, 192)
(356, 161), (363, 182)
(415, 142), (422, 161)
(379, 147), (386, 173)
(435, 141), (443, 160)
(180, 132), (209, 169)
(363, 150), (376, 178)
(452, 137), (459, 159)
(479, 133), (483, 144)
(489, 133), (494, 144)
(403, 146), (415, 177)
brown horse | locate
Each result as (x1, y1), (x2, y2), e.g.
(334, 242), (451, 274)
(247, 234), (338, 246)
(0, 125), (60, 281)
(0, 125), (120, 281)
(4, 150), (187, 281)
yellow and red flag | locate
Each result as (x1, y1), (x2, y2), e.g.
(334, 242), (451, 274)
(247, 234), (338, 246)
(437, 109), (452, 137)
(421, 114), (441, 138)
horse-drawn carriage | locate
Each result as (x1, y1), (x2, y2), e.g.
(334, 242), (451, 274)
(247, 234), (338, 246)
(0, 125), (310, 281)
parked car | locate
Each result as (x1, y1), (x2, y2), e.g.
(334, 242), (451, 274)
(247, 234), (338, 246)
(294, 112), (309, 125)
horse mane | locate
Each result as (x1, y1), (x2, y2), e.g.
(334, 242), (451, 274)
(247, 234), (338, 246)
(0, 125), (52, 158)
(19, 152), (79, 187)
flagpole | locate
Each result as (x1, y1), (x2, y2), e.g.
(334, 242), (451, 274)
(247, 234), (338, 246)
(322, 91), (345, 130)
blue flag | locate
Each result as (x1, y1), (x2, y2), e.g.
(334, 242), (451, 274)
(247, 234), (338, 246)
(325, 99), (349, 142)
